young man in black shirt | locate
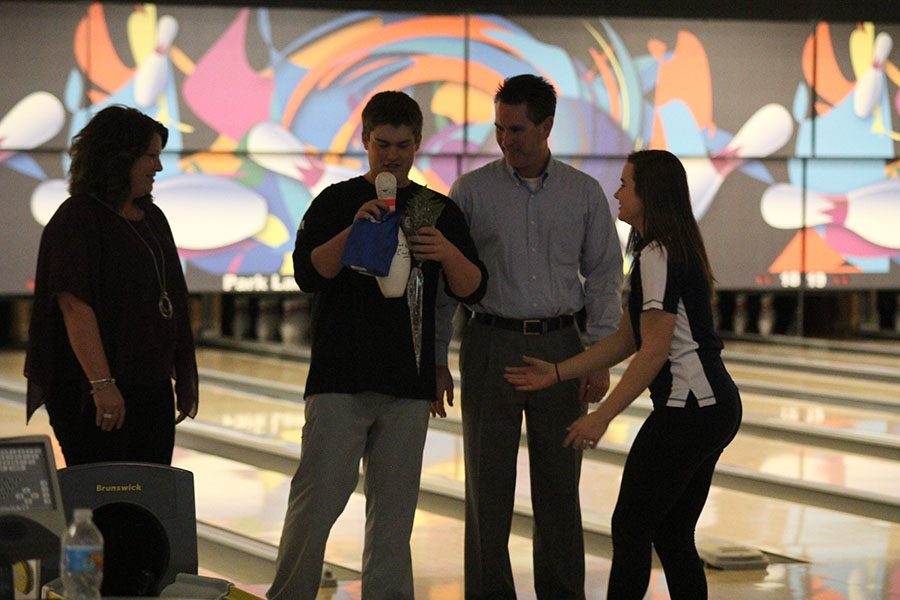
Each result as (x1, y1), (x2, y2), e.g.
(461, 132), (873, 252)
(268, 91), (487, 600)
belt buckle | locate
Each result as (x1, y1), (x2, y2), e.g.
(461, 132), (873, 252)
(522, 319), (545, 335)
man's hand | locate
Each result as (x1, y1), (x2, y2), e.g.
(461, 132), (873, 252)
(432, 365), (454, 418)
(408, 227), (457, 264)
(354, 199), (392, 223)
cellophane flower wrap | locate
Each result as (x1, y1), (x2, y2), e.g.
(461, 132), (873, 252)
(401, 187), (445, 373)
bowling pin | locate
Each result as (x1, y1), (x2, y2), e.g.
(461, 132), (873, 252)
(255, 297), (281, 342)
(853, 32), (893, 118)
(858, 291), (880, 332)
(29, 179), (69, 225)
(247, 122), (317, 180)
(760, 179), (900, 250)
(757, 293), (775, 336)
(374, 172), (411, 298)
(614, 219), (631, 251)
(711, 291), (721, 332)
(154, 174), (269, 250)
(279, 296), (308, 345)
(732, 293), (748, 335)
(685, 103), (793, 218)
(231, 296), (252, 340)
(0, 92), (65, 161)
(133, 15), (178, 107)
(31, 174), (270, 251)
(247, 121), (359, 196)
(894, 293), (900, 334)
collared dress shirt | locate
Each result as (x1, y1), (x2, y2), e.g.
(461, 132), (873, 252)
(436, 157), (622, 363)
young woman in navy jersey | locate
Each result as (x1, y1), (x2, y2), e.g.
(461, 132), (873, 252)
(505, 149), (742, 599)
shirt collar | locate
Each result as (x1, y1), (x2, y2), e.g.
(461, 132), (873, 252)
(504, 155), (555, 187)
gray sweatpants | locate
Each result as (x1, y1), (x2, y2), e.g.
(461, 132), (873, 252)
(267, 392), (431, 600)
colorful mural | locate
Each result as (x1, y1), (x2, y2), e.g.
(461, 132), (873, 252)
(0, 3), (897, 293)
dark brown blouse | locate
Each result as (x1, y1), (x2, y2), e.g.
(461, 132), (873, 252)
(24, 194), (198, 421)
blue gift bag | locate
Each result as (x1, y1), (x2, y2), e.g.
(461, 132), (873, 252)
(341, 211), (401, 277)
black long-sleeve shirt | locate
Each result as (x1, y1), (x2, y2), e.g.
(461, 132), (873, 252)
(25, 194), (198, 421)
(294, 176), (487, 401)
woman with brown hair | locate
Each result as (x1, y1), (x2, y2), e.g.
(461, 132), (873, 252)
(505, 149), (742, 599)
(25, 105), (198, 466)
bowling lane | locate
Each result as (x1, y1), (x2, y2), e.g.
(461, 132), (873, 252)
(1, 346), (896, 495)
(720, 357), (900, 403)
(724, 339), (900, 371)
(184, 384), (900, 535)
(0, 398), (617, 598)
(191, 347), (900, 445)
(179, 390), (900, 598)
(195, 344), (900, 409)
(8, 377), (897, 554)
(2, 396), (896, 598)
(0, 351), (23, 381)
(188, 379), (900, 506)
(2, 346), (897, 420)
(176, 445), (619, 597)
(196, 380), (900, 505)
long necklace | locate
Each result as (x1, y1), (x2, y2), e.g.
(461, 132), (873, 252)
(123, 217), (174, 320)
(93, 197), (174, 319)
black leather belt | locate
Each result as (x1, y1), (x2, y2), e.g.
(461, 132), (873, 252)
(473, 313), (575, 335)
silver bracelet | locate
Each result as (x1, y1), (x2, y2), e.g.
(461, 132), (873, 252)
(89, 377), (116, 394)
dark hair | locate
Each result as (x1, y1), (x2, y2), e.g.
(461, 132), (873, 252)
(494, 74), (556, 125)
(68, 105), (168, 208)
(625, 149), (716, 294)
(361, 91), (423, 141)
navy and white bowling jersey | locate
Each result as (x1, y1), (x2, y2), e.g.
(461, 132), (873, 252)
(628, 241), (734, 410)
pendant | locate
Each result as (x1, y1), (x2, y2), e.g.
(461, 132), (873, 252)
(159, 292), (174, 320)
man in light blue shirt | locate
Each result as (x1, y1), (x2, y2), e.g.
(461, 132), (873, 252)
(436, 74), (622, 599)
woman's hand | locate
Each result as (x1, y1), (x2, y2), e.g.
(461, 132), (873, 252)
(354, 199), (392, 223)
(563, 411), (609, 449)
(93, 386), (126, 431)
(504, 355), (558, 391)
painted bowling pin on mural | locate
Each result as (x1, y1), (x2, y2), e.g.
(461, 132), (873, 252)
(247, 121), (317, 179)
(246, 121), (358, 196)
(853, 32), (893, 119)
(30, 174), (268, 251)
(760, 179), (900, 251)
(134, 15), (179, 107)
(0, 92), (65, 162)
(685, 103), (793, 219)
(154, 174), (269, 250)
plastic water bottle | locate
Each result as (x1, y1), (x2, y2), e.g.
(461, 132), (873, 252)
(61, 508), (104, 600)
